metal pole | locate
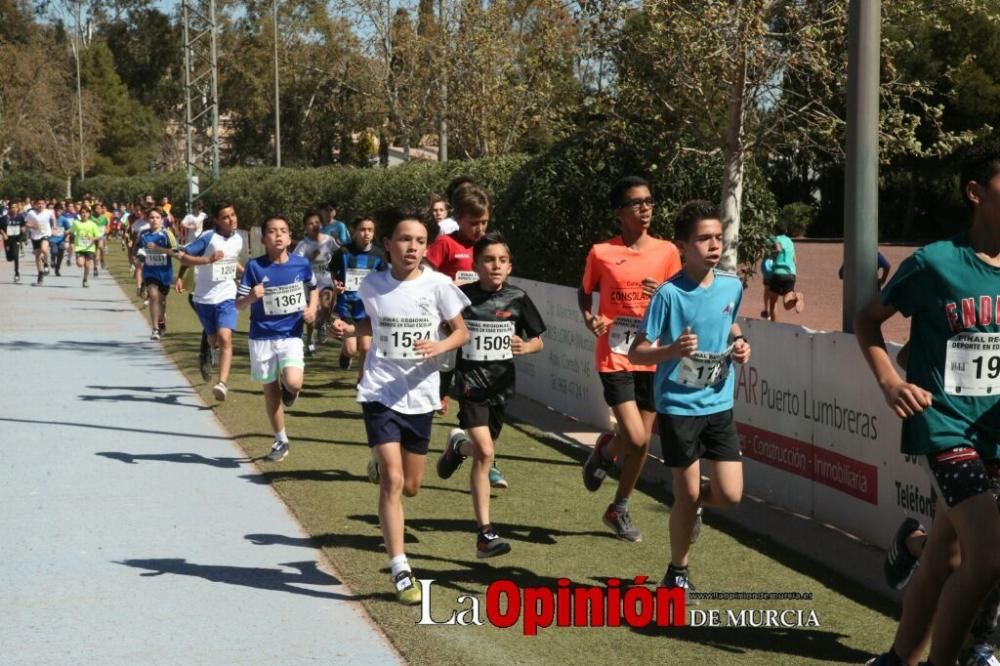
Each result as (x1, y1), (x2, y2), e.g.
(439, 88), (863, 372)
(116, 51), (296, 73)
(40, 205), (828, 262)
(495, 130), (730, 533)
(437, 0), (447, 163)
(75, 1), (85, 182)
(843, 0), (880, 332)
(182, 0), (194, 212)
(209, 0), (220, 179)
(273, 0), (281, 168)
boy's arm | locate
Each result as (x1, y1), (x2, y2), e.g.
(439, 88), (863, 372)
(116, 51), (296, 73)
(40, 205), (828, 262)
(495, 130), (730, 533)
(628, 331), (697, 365)
(730, 323), (751, 364)
(414, 313), (469, 358)
(854, 296), (931, 418)
(578, 287), (607, 336)
(511, 334), (543, 355)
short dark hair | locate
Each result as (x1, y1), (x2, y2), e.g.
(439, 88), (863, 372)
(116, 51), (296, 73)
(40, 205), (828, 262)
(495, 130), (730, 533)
(212, 201), (235, 219)
(376, 207), (438, 244)
(473, 231), (511, 263)
(323, 200), (338, 210)
(303, 208), (321, 224)
(960, 141), (1000, 207)
(673, 200), (721, 241)
(609, 176), (651, 209)
(446, 176), (476, 201)
(261, 215), (290, 234)
(352, 214), (375, 229)
(452, 185), (490, 220)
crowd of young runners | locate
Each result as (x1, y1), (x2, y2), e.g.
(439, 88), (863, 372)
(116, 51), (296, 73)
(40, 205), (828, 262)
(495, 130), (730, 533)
(6, 146), (1000, 665)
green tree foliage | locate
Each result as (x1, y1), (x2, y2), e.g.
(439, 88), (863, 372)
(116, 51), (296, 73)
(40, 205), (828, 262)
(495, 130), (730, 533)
(79, 39), (160, 175)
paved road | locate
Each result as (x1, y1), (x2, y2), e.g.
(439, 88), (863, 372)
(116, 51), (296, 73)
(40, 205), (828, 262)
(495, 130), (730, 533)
(0, 256), (400, 665)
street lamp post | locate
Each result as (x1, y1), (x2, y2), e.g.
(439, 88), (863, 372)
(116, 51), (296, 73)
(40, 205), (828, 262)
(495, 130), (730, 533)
(843, 0), (881, 332)
(273, 0), (281, 168)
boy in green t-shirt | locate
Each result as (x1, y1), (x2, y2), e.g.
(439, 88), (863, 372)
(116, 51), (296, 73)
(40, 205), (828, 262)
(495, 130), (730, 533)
(761, 222), (805, 321)
(70, 213), (101, 288)
(856, 141), (1000, 666)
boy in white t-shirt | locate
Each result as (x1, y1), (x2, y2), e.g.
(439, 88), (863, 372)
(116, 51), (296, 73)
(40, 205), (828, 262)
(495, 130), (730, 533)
(330, 208), (469, 605)
(180, 200), (207, 245)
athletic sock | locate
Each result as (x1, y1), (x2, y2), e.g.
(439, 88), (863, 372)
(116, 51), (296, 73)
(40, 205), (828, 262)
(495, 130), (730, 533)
(390, 554), (410, 577)
(275, 429), (289, 443)
(478, 524), (493, 536)
(613, 495), (629, 514)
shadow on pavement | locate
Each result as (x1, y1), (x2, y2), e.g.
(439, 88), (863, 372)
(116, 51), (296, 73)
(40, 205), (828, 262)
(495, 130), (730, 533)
(347, 514), (610, 545)
(115, 558), (382, 601)
(0, 416), (234, 441)
(79, 392), (212, 410)
(246, 531), (419, 552)
(97, 451), (249, 467)
(241, 469), (369, 485)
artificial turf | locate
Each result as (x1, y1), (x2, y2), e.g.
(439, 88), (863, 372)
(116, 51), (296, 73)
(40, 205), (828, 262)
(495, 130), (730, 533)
(109, 247), (899, 665)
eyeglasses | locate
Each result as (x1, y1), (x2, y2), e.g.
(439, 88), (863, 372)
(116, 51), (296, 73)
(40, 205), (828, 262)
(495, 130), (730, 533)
(620, 197), (655, 210)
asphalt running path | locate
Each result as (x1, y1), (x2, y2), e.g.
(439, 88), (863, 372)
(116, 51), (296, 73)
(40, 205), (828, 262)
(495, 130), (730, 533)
(0, 256), (400, 664)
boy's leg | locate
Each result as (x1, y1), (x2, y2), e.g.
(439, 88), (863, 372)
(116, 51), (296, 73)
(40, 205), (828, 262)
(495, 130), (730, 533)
(467, 425), (494, 528)
(374, 441), (408, 555)
(262, 380), (284, 434)
(703, 460), (743, 509)
(147, 286), (161, 331)
(669, 461), (702, 569)
(927, 491), (1000, 665)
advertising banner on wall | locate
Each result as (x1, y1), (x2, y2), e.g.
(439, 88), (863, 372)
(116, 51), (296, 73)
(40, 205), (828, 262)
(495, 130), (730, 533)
(510, 277), (611, 432)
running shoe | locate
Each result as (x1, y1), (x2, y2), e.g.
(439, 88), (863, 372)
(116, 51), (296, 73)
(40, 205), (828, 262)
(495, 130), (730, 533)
(477, 529), (512, 559)
(212, 382), (228, 402)
(158, 320), (167, 333)
(279, 379), (297, 408)
(54, 269), (61, 277)
(437, 428), (468, 479)
(603, 505), (642, 542)
(691, 506), (704, 544)
(339, 352), (352, 370)
(265, 440), (289, 462)
(885, 517), (924, 590)
(582, 432), (615, 492)
(305, 342), (316, 358)
(961, 644), (1000, 666)
(82, 279), (89, 288)
(392, 570), (421, 605)
(759, 309), (770, 320)
(367, 454), (380, 484)
(13, 275), (20, 284)
(43, 266), (49, 276)
(659, 565), (696, 605)
(864, 653), (904, 666)
(199, 348), (212, 382)
(150, 329), (160, 341)
(489, 463), (508, 489)
(36, 274), (43, 285)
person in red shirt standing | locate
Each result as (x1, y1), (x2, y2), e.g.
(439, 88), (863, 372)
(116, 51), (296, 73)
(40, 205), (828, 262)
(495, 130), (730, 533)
(578, 176), (682, 542)
(425, 184), (512, 488)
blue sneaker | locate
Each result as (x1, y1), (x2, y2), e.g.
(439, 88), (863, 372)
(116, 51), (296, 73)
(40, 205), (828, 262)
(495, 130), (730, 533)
(489, 463), (508, 489)
(961, 644), (1000, 666)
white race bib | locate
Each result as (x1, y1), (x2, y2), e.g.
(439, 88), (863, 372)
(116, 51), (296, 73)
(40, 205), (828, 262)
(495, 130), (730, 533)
(376, 316), (434, 360)
(463, 320), (514, 362)
(262, 282), (306, 316)
(6, 225), (19, 236)
(608, 316), (643, 355)
(79, 236), (95, 250)
(676, 345), (734, 388)
(212, 259), (237, 282)
(455, 270), (479, 284)
(345, 267), (370, 292)
(944, 332), (1000, 396)
(311, 260), (329, 277)
(145, 252), (168, 267)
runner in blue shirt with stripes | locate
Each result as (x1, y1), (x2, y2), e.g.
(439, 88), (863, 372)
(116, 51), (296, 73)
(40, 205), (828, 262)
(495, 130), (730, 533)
(138, 209), (178, 340)
(330, 214), (386, 377)
(237, 215), (318, 463)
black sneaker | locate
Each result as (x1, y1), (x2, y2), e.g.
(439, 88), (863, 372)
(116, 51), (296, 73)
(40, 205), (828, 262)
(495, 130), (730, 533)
(603, 505), (642, 542)
(339, 352), (352, 370)
(437, 428), (468, 479)
(885, 517), (924, 590)
(660, 565), (696, 604)
(477, 529), (512, 559)
(279, 379), (297, 408)
(158, 320), (167, 333)
(582, 432), (615, 492)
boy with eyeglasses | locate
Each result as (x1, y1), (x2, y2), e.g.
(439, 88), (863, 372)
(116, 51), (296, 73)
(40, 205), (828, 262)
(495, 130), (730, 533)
(579, 176), (681, 542)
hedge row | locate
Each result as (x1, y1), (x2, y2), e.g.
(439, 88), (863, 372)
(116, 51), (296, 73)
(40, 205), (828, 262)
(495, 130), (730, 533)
(11, 136), (778, 287)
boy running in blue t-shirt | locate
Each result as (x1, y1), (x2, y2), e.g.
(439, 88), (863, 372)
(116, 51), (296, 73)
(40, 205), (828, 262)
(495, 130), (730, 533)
(138, 209), (178, 340)
(236, 215), (318, 463)
(628, 200), (751, 595)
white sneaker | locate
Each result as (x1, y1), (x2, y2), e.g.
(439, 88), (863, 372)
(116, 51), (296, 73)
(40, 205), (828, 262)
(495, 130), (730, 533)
(212, 382), (228, 402)
(266, 440), (289, 462)
(150, 329), (160, 341)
